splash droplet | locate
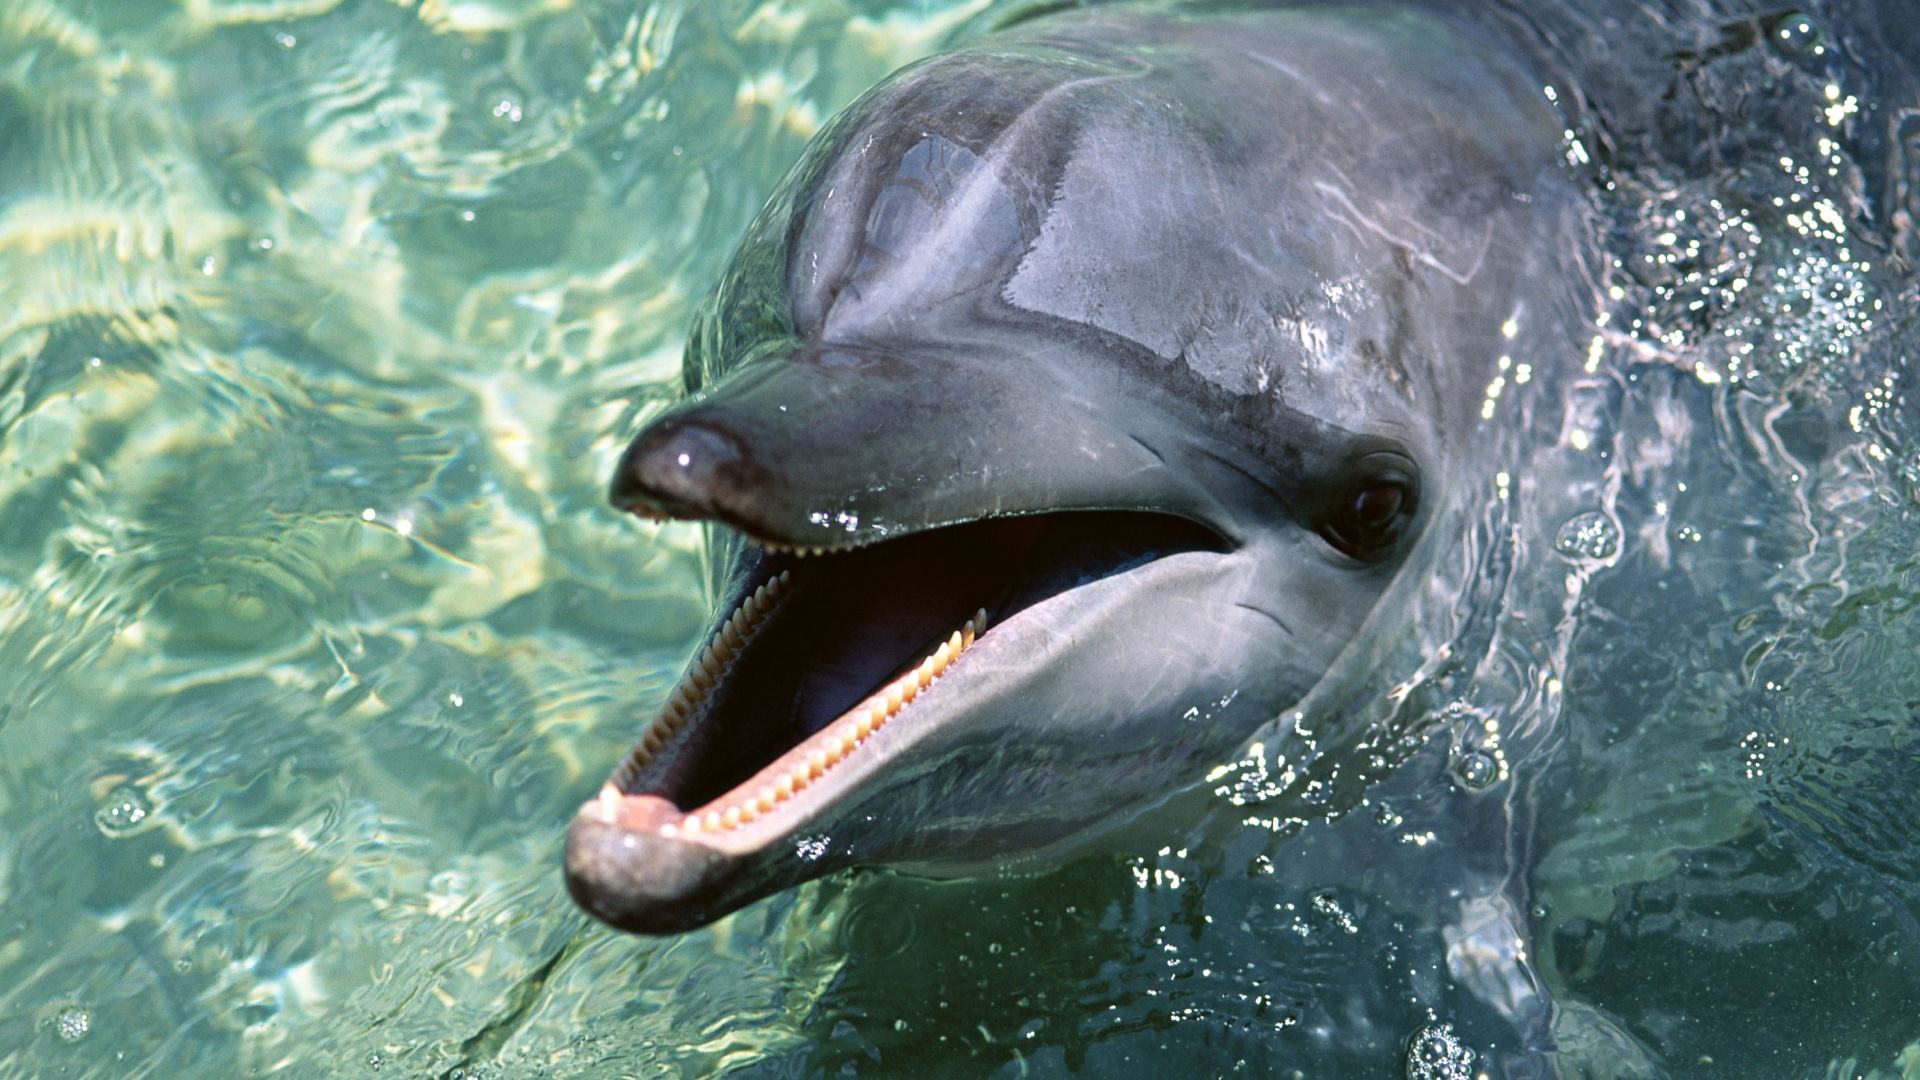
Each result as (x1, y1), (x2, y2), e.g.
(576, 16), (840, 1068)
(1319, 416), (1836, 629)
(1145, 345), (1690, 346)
(1554, 511), (1620, 560)
(1900, 452), (1920, 505)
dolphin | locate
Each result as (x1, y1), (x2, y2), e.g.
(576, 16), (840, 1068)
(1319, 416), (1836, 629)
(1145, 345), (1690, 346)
(564, 1), (1576, 936)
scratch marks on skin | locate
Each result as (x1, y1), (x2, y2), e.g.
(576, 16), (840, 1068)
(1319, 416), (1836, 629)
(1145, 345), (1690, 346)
(1127, 432), (1168, 466)
(1241, 50), (1334, 105)
(1235, 600), (1295, 638)
(1312, 171), (1491, 287)
(1194, 443), (1294, 514)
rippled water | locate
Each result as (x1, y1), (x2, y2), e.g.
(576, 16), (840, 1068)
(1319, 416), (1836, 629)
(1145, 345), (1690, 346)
(1, 0), (1916, 1076)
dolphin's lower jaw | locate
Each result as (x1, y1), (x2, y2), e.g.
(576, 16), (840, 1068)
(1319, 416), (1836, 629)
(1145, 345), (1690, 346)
(564, 510), (1230, 933)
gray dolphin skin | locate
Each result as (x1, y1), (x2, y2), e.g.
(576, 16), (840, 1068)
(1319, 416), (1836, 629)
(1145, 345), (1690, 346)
(565, 1), (1571, 934)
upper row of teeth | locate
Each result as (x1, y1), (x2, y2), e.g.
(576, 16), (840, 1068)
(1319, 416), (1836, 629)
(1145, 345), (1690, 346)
(628, 510), (867, 558)
(666, 607), (989, 836)
(617, 571), (790, 784)
(751, 533), (886, 557)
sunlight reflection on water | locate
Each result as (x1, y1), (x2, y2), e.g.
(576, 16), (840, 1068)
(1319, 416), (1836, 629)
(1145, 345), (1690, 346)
(1, 0), (1918, 1076)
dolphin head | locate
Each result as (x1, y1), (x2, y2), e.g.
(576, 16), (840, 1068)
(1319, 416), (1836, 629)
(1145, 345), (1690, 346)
(565, 7), (1561, 933)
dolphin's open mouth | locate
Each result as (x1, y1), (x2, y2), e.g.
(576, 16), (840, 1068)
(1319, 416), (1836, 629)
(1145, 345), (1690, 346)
(581, 511), (1226, 846)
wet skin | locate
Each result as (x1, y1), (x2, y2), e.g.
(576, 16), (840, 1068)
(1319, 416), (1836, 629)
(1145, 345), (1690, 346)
(564, 2), (1571, 934)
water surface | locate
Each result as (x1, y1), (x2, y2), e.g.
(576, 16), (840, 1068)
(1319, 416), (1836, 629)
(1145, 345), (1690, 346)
(1, 0), (1917, 1076)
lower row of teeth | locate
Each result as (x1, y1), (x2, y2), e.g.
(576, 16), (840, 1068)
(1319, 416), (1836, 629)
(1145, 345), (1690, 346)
(667, 608), (988, 836)
(615, 571), (791, 789)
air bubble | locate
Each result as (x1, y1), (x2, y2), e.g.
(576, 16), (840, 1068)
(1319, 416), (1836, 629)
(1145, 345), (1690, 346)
(1769, 12), (1823, 56)
(1452, 750), (1499, 792)
(94, 784), (152, 836)
(1404, 1022), (1475, 1080)
(1554, 511), (1620, 560)
(1310, 890), (1359, 934)
(53, 1007), (91, 1043)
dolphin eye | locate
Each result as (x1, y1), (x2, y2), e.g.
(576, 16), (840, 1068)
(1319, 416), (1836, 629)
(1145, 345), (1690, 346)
(1319, 478), (1415, 562)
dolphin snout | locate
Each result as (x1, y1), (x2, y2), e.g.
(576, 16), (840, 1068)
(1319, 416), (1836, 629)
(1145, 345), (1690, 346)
(611, 416), (764, 522)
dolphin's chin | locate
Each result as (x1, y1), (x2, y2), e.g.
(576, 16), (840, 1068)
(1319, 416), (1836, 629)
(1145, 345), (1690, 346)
(565, 510), (1227, 931)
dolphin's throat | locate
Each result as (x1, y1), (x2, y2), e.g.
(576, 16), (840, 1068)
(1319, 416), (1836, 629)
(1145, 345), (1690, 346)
(591, 512), (1223, 840)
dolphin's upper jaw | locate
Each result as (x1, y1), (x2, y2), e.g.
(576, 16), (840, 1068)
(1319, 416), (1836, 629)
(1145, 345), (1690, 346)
(563, 508), (1229, 931)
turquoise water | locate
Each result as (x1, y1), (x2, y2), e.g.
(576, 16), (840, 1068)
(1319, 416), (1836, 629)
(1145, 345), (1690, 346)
(2, 0), (1918, 1076)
